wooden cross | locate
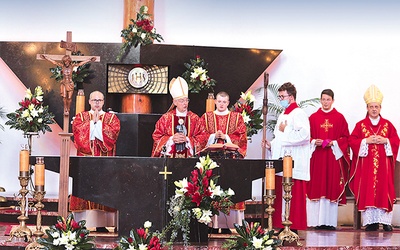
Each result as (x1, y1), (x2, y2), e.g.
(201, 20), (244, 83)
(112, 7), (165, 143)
(320, 119), (333, 132)
(159, 166), (172, 180)
(37, 31), (100, 63)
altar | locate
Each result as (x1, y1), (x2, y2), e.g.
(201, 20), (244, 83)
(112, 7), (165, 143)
(42, 156), (283, 236)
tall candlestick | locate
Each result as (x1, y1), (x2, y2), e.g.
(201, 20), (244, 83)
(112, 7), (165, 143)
(206, 93), (215, 112)
(265, 167), (275, 190)
(75, 89), (85, 115)
(283, 156), (293, 178)
(19, 149), (29, 173)
(34, 157), (45, 189)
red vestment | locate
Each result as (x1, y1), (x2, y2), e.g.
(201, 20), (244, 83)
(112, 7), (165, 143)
(72, 111), (120, 156)
(70, 111), (120, 211)
(307, 108), (350, 205)
(199, 111), (247, 158)
(151, 109), (204, 157)
(348, 115), (399, 212)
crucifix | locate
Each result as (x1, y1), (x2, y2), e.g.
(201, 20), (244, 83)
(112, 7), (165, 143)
(37, 31), (100, 132)
(36, 31), (100, 218)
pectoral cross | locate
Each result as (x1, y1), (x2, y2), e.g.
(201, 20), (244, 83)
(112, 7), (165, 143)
(320, 119), (333, 132)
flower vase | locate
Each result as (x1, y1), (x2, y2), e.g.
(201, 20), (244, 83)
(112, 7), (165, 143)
(24, 132), (39, 155)
(189, 219), (209, 244)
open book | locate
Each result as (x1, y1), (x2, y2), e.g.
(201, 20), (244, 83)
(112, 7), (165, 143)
(203, 142), (239, 151)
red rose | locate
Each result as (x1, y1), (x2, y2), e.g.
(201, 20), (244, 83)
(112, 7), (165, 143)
(128, 237), (133, 243)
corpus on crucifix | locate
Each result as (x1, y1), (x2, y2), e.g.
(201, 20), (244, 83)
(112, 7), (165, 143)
(37, 31), (100, 118)
(40, 54), (96, 116)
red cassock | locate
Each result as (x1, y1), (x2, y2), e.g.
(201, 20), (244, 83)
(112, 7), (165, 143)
(199, 111), (247, 158)
(348, 115), (399, 212)
(72, 111), (120, 156)
(307, 108), (350, 205)
(70, 111), (120, 211)
(151, 109), (204, 157)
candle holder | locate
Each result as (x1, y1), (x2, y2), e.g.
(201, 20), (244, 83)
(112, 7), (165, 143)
(25, 188), (46, 250)
(7, 175), (32, 242)
(264, 189), (276, 231)
(278, 177), (302, 246)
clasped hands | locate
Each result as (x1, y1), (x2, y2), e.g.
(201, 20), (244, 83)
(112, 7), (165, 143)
(366, 135), (387, 144)
(173, 132), (187, 144)
(215, 130), (226, 141)
(93, 109), (100, 124)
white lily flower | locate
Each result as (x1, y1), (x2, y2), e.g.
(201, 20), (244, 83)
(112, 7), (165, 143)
(199, 73), (207, 82)
(38, 107), (44, 113)
(242, 111), (250, 123)
(138, 243), (148, 250)
(227, 188), (235, 196)
(252, 236), (264, 249)
(141, 33), (146, 39)
(30, 109), (39, 118)
(210, 185), (222, 198)
(22, 109), (30, 118)
(25, 89), (32, 99)
(132, 27), (138, 33)
(190, 71), (199, 79)
(28, 104), (35, 111)
(53, 238), (61, 246)
(26, 116), (33, 122)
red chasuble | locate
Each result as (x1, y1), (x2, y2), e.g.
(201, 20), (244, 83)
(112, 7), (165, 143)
(72, 111), (120, 156)
(307, 108), (350, 205)
(348, 115), (399, 212)
(70, 111), (120, 212)
(199, 111), (247, 157)
(151, 109), (204, 157)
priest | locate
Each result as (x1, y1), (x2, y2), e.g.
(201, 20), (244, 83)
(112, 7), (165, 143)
(306, 89), (350, 230)
(198, 91), (247, 233)
(199, 91), (247, 158)
(349, 85), (399, 232)
(70, 90), (121, 232)
(151, 77), (204, 157)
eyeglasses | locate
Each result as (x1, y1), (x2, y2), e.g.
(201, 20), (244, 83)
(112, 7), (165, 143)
(91, 99), (104, 103)
(278, 95), (291, 100)
(176, 98), (190, 104)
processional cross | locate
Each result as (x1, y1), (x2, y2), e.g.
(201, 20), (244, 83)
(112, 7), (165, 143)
(37, 31), (100, 132)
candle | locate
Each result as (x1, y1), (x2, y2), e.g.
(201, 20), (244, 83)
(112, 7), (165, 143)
(283, 156), (293, 178)
(75, 90), (85, 115)
(19, 149), (29, 172)
(35, 157), (45, 187)
(206, 93), (215, 112)
(265, 167), (275, 190)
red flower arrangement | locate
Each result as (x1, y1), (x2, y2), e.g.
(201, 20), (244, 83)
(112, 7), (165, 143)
(162, 155), (234, 244)
(116, 221), (162, 250)
(36, 213), (95, 250)
(231, 90), (263, 138)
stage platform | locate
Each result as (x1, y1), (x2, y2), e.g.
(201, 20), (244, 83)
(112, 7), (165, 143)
(1, 224), (400, 249)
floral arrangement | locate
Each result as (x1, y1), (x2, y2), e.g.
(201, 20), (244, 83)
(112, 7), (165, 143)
(117, 5), (164, 61)
(223, 219), (281, 250)
(36, 213), (95, 250)
(182, 55), (217, 93)
(160, 155), (234, 245)
(49, 51), (94, 89)
(231, 90), (263, 138)
(115, 221), (162, 250)
(6, 86), (55, 134)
